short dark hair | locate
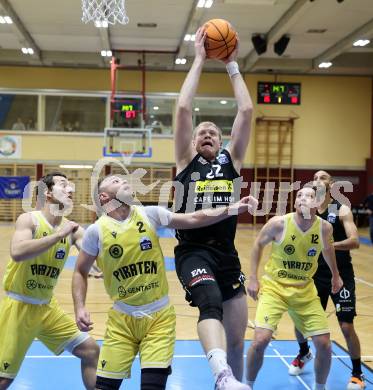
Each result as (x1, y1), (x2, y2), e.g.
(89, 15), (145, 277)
(36, 171), (67, 196)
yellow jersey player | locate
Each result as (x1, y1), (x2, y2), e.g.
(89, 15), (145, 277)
(246, 186), (343, 390)
(0, 172), (99, 390)
(72, 174), (257, 390)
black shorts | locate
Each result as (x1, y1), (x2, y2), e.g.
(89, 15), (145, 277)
(174, 243), (246, 303)
(314, 266), (356, 323)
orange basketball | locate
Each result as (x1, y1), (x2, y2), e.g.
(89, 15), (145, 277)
(203, 19), (237, 60)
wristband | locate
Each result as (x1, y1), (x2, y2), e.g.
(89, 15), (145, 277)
(226, 61), (240, 78)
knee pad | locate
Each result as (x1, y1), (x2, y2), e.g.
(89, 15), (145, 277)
(191, 284), (223, 322)
(96, 376), (122, 390)
(141, 367), (171, 390)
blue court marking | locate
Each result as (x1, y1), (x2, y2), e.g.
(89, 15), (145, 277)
(156, 227), (175, 238)
(64, 255), (175, 271)
(360, 236), (372, 246)
(11, 340), (373, 389)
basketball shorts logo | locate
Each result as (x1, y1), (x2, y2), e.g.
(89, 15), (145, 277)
(278, 270), (287, 278)
(339, 287), (350, 299)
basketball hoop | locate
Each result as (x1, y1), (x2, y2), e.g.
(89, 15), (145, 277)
(81, 0), (129, 25)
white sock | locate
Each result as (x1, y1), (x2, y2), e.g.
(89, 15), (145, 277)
(314, 383), (326, 390)
(206, 348), (229, 381)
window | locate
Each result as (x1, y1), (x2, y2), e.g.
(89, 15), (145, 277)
(45, 96), (106, 132)
(0, 94), (38, 131)
(145, 97), (175, 135)
(193, 98), (237, 136)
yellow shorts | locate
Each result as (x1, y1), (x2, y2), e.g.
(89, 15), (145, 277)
(0, 295), (89, 379)
(255, 277), (329, 338)
(97, 304), (176, 380)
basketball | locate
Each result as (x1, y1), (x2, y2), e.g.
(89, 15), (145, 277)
(203, 19), (237, 60)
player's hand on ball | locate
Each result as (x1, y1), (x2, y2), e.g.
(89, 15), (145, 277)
(221, 34), (239, 64)
(194, 27), (207, 60)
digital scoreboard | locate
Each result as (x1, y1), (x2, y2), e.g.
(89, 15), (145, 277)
(257, 82), (301, 105)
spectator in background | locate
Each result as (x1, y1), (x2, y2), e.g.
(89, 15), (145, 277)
(11, 118), (26, 131)
(73, 121), (81, 132)
(363, 191), (373, 244)
(26, 118), (35, 130)
(151, 120), (164, 134)
(55, 120), (64, 132)
(65, 122), (73, 132)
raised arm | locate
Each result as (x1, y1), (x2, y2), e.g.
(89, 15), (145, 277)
(10, 213), (78, 262)
(321, 221), (343, 294)
(175, 27), (206, 172)
(224, 38), (253, 172)
(72, 249), (96, 332)
(72, 225), (85, 251)
(247, 217), (283, 300)
(334, 205), (359, 250)
(167, 195), (258, 229)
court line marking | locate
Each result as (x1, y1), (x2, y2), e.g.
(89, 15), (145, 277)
(25, 354), (373, 359)
(355, 277), (373, 288)
(269, 343), (311, 390)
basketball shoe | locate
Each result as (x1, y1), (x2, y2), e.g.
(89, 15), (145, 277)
(288, 350), (313, 375)
(215, 367), (252, 390)
(347, 374), (366, 389)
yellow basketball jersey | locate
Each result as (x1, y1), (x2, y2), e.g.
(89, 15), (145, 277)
(264, 213), (324, 285)
(96, 206), (168, 305)
(3, 211), (71, 300)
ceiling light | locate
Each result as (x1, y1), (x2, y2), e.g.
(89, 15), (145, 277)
(220, 100), (227, 105)
(197, 0), (214, 8)
(21, 47), (34, 55)
(184, 34), (196, 42)
(353, 39), (370, 47)
(318, 62), (332, 68)
(101, 50), (112, 57)
(194, 107), (200, 112)
(175, 57), (187, 65)
(59, 165), (93, 169)
(4, 16), (12, 24)
(153, 106), (159, 110)
(0, 16), (4, 24)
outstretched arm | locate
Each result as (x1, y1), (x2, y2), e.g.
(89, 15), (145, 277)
(224, 38), (253, 172)
(321, 221), (343, 294)
(72, 249), (96, 332)
(10, 213), (79, 262)
(333, 205), (359, 250)
(167, 195), (258, 229)
(175, 27), (206, 172)
(247, 217), (283, 300)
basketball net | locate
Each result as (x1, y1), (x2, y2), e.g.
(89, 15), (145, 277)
(81, 0), (129, 25)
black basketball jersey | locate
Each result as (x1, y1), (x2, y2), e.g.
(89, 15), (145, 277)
(317, 199), (352, 272)
(174, 149), (241, 249)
